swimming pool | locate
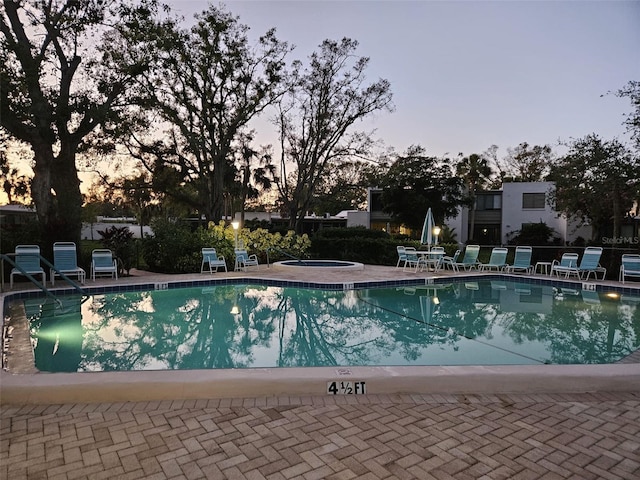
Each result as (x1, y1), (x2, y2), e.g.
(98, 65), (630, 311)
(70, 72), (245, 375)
(15, 279), (640, 373)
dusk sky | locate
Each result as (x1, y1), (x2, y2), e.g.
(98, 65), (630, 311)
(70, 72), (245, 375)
(171, 0), (640, 159)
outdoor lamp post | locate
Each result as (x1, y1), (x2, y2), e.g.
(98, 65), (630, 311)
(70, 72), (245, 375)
(231, 220), (240, 249)
(433, 226), (441, 245)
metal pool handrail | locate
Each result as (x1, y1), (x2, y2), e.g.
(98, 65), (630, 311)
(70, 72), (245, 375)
(265, 247), (303, 268)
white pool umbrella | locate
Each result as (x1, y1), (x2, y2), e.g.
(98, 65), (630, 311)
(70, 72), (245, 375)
(420, 208), (434, 248)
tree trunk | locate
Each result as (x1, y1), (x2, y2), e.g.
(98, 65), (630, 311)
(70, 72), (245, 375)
(469, 193), (477, 242)
(211, 159), (225, 222)
(30, 141), (83, 255)
(49, 149), (83, 249)
(612, 184), (622, 240)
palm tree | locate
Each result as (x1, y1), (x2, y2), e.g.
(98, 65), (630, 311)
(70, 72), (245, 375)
(456, 153), (493, 241)
(234, 134), (278, 224)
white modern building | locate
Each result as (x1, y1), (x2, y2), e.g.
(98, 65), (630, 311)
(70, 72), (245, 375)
(369, 182), (593, 245)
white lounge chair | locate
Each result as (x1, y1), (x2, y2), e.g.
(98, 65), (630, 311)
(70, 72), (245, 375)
(504, 246), (533, 274)
(479, 247), (508, 271)
(402, 247), (420, 272)
(91, 249), (118, 281)
(552, 247), (605, 281)
(551, 252), (579, 278)
(396, 246), (407, 269)
(234, 249), (259, 271)
(10, 245), (46, 288)
(51, 242), (86, 286)
(441, 249), (460, 271)
(620, 254), (640, 284)
(201, 248), (227, 273)
(452, 245), (480, 272)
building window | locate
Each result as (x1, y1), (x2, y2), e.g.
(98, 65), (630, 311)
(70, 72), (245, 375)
(522, 193), (545, 209)
(369, 190), (385, 211)
(476, 194), (502, 210)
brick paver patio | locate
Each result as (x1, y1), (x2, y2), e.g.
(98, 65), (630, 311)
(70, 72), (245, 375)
(2, 391), (639, 480)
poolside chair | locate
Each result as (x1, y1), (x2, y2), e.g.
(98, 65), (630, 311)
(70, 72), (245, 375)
(10, 245), (46, 288)
(504, 246), (533, 274)
(234, 248), (259, 271)
(552, 247), (605, 281)
(451, 245), (480, 272)
(396, 246), (408, 269)
(440, 249), (460, 271)
(479, 247), (508, 272)
(619, 254), (640, 284)
(402, 247), (420, 272)
(90, 249), (118, 281)
(420, 246), (445, 272)
(200, 248), (227, 273)
(550, 252), (579, 279)
(51, 242), (86, 286)
(577, 246), (606, 280)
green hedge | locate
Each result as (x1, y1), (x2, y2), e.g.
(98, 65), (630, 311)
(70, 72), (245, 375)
(308, 227), (459, 265)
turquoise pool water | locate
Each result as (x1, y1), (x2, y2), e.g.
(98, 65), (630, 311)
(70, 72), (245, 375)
(21, 280), (640, 372)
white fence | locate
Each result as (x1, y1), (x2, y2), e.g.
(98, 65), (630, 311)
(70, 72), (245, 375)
(82, 222), (153, 240)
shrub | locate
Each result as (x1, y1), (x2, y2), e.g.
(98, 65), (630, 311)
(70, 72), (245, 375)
(236, 226), (311, 263)
(97, 226), (135, 275)
(1, 221), (42, 278)
(141, 219), (204, 273)
(141, 219), (311, 272)
(506, 222), (560, 246)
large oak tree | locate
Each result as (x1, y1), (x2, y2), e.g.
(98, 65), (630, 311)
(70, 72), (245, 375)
(0, 0), (156, 249)
(548, 134), (639, 241)
(275, 38), (393, 233)
(120, 4), (291, 223)
(380, 145), (466, 231)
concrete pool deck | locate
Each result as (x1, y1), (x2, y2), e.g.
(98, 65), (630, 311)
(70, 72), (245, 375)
(1, 265), (640, 479)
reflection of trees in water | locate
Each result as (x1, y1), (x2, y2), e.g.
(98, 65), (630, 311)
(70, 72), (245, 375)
(462, 286), (640, 364)
(507, 293), (638, 364)
(363, 286), (493, 356)
(276, 288), (394, 367)
(81, 287), (276, 371)
(27, 283), (640, 372)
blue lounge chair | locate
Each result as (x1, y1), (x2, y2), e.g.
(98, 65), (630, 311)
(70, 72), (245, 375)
(573, 247), (606, 280)
(10, 245), (46, 288)
(234, 249), (259, 271)
(51, 242), (86, 286)
(91, 249), (118, 281)
(452, 245), (480, 272)
(402, 247), (420, 272)
(441, 249), (460, 271)
(201, 248), (227, 273)
(552, 248), (605, 280)
(396, 246), (407, 269)
(551, 252), (579, 278)
(620, 254), (640, 284)
(504, 246), (533, 274)
(479, 247), (508, 271)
